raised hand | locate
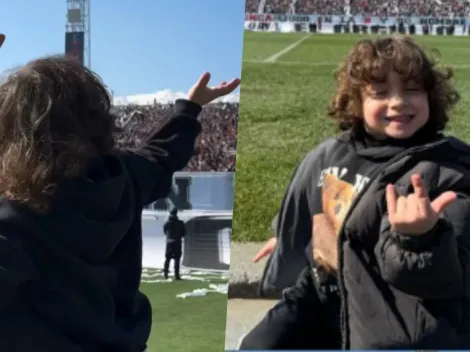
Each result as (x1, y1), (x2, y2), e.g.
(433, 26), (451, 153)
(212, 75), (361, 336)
(386, 174), (457, 235)
(187, 72), (240, 106)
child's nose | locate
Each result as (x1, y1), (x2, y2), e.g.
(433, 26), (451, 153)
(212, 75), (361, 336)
(389, 93), (406, 108)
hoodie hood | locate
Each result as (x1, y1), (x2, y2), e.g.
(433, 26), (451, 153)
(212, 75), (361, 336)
(4, 153), (136, 264)
(338, 123), (444, 161)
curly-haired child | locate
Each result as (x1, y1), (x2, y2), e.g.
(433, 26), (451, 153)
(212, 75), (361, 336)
(241, 35), (470, 350)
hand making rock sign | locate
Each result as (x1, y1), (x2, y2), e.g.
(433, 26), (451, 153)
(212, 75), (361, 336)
(386, 174), (457, 235)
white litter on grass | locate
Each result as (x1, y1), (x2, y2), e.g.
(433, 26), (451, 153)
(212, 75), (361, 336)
(180, 270), (229, 280)
(144, 278), (174, 283)
(189, 272), (229, 281)
(141, 267), (228, 283)
(140, 267), (229, 298)
(176, 284), (228, 299)
(181, 275), (210, 282)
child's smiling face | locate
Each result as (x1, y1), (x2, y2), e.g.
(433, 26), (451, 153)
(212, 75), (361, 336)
(361, 70), (430, 140)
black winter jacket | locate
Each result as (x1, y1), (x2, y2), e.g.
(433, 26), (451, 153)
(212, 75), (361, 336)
(256, 129), (470, 349)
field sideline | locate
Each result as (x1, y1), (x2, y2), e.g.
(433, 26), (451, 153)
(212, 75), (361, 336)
(233, 32), (470, 243)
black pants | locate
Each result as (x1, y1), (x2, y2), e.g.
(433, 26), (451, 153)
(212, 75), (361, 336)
(240, 274), (341, 350)
(163, 242), (182, 279)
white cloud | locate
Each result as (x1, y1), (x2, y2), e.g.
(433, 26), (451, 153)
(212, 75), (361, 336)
(113, 89), (239, 106)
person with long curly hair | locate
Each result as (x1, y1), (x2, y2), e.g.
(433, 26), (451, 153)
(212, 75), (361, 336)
(0, 55), (239, 352)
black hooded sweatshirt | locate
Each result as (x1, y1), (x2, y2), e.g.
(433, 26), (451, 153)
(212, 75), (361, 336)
(0, 99), (202, 352)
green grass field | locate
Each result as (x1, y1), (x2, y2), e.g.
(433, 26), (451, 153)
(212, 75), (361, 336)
(141, 268), (228, 352)
(233, 32), (470, 243)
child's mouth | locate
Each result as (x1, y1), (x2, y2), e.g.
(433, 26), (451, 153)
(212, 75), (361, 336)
(384, 115), (414, 124)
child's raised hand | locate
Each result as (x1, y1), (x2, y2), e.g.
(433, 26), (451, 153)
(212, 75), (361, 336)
(386, 174), (457, 235)
(187, 72), (240, 106)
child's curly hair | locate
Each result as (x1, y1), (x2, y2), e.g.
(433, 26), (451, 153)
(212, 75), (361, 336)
(0, 56), (119, 212)
(327, 35), (460, 131)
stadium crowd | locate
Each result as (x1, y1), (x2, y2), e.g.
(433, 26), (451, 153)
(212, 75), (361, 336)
(114, 102), (238, 172)
(246, 0), (470, 17)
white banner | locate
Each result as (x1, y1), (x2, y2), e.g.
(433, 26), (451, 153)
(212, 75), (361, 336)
(244, 12), (470, 26)
(244, 20), (469, 36)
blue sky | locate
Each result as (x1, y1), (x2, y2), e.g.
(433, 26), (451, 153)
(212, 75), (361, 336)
(0, 0), (245, 97)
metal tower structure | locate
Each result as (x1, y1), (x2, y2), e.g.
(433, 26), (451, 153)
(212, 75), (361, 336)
(65, 0), (91, 68)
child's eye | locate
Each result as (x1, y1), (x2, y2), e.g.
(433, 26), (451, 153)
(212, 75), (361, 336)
(370, 91), (387, 98)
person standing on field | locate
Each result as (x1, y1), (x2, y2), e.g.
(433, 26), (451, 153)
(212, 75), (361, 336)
(163, 208), (186, 280)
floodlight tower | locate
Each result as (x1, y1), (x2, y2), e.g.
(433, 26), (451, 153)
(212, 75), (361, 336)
(65, 0), (91, 69)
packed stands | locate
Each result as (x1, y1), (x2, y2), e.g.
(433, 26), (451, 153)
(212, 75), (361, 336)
(246, 0), (470, 17)
(114, 102), (238, 172)
(245, 0), (260, 13)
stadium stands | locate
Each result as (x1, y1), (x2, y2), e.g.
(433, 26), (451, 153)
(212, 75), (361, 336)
(113, 102), (238, 172)
(246, 0), (470, 17)
(245, 0), (260, 13)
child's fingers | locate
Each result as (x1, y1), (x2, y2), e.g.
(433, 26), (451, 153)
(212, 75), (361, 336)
(195, 72), (211, 89)
(252, 247), (270, 263)
(386, 184), (397, 216)
(431, 191), (457, 214)
(211, 78), (240, 97)
(252, 237), (276, 263)
(411, 174), (428, 199)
